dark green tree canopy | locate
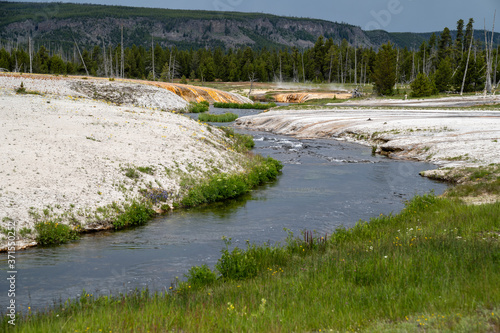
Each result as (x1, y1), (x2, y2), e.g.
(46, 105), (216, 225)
(373, 42), (396, 96)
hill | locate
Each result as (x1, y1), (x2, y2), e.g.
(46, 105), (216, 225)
(0, 1), (370, 50)
(4, 1), (498, 52)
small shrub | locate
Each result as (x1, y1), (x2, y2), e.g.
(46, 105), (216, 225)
(124, 167), (140, 179)
(137, 166), (155, 175)
(109, 77), (115, 81)
(15, 82), (26, 94)
(160, 204), (171, 213)
(188, 101), (209, 113)
(215, 237), (258, 281)
(112, 200), (155, 229)
(19, 227), (32, 237)
(185, 264), (217, 288)
(35, 221), (79, 245)
(198, 112), (238, 123)
(220, 127), (254, 152)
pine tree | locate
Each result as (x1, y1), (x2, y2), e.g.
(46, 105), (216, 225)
(373, 42), (396, 95)
(410, 73), (435, 97)
(433, 57), (452, 92)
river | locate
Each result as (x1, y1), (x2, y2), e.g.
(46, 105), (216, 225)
(0, 107), (448, 312)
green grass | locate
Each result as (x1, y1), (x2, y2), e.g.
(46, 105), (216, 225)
(34, 221), (80, 245)
(7, 193), (500, 332)
(111, 200), (156, 229)
(220, 126), (255, 152)
(15, 82), (41, 95)
(187, 101), (209, 113)
(213, 102), (276, 109)
(181, 155), (283, 207)
(198, 112), (239, 122)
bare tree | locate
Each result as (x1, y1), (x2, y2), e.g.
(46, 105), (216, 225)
(72, 35), (89, 76)
(29, 36), (32, 74)
(461, 27), (474, 96)
(248, 72), (257, 98)
(327, 47), (334, 83)
(484, 12), (496, 93)
(121, 25), (124, 78)
(151, 35), (155, 81)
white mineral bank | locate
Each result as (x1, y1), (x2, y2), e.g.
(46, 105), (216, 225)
(0, 75), (244, 250)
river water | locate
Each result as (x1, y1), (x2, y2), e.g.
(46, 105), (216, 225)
(1, 107), (448, 312)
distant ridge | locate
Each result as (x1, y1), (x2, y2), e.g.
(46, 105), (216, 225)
(0, 1), (498, 50)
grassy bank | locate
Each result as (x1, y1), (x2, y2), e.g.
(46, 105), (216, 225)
(197, 112), (239, 122)
(181, 155), (282, 207)
(214, 102), (276, 109)
(4, 188), (499, 331)
(23, 128), (275, 246)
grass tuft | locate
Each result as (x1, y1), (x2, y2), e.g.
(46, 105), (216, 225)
(198, 112), (238, 122)
(213, 102), (276, 109)
(35, 221), (80, 245)
(187, 101), (209, 113)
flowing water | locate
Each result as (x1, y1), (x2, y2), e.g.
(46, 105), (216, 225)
(0, 107), (448, 312)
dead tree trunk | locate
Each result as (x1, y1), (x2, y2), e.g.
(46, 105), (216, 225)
(461, 28), (474, 96)
(151, 35), (155, 81)
(248, 72), (257, 98)
(121, 26), (124, 78)
(484, 12), (496, 93)
(72, 36), (89, 76)
(29, 36), (32, 74)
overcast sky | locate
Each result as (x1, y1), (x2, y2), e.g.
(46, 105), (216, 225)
(8, 0), (499, 33)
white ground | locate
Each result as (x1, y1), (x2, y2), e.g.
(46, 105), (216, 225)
(235, 106), (500, 173)
(0, 74), (189, 111)
(0, 79), (245, 250)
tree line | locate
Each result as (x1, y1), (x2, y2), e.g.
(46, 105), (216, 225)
(0, 18), (497, 95)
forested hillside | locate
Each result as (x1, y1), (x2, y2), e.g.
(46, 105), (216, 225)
(2, 1), (498, 51)
(0, 2), (497, 95)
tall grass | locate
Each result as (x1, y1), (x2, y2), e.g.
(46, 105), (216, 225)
(187, 100), (209, 113)
(198, 112), (238, 122)
(7, 194), (500, 332)
(213, 102), (276, 109)
(220, 126), (255, 152)
(181, 156), (283, 207)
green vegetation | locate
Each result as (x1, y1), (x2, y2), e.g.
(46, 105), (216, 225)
(0, 16), (493, 96)
(136, 166), (155, 175)
(34, 221), (80, 246)
(14, 82), (41, 95)
(444, 164), (500, 198)
(213, 102), (276, 109)
(10, 192), (499, 331)
(187, 101), (209, 113)
(373, 42), (397, 95)
(198, 112), (238, 122)
(410, 73), (437, 97)
(112, 200), (156, 229)
(181, 156), (283, 207)
(123, 167), (140, 179)
(220, 126), (255, 152)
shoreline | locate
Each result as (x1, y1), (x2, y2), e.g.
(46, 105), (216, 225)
(235, 107), (500, 173)
(0, 78), (251, 251)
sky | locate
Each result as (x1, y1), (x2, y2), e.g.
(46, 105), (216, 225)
(8, 0), (499, 33)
